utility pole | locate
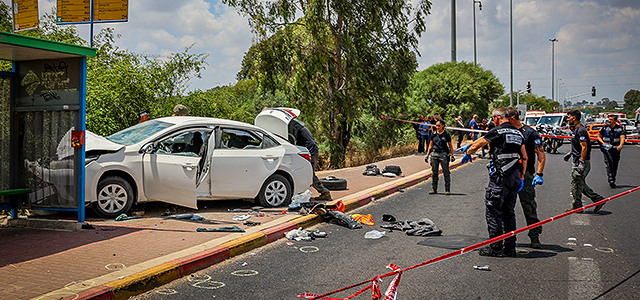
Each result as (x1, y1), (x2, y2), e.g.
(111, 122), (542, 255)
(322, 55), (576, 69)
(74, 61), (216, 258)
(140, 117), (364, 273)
(451, 0), (457, 62)
(549, 38), (558, 102)
(509, 0), (513, 107)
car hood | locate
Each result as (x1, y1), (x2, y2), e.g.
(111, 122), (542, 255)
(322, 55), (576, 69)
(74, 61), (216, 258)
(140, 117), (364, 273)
(57, 129), (124, 160)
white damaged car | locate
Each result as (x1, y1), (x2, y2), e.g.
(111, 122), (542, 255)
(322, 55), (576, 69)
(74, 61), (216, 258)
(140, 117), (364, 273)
(84, 116), (313, 217)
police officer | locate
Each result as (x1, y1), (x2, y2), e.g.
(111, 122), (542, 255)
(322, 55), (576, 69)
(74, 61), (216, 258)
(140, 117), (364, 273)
(288, 118), (332, 200)
(564, 110), (605, 212)
(425, 119), (455, 195)
(507, 107), (546, 249)
(596, 114), (626, 188)
(458, 107), (527, 257)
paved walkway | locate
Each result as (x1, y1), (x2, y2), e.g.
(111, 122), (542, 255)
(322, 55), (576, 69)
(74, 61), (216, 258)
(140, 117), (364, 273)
(0, 151), (472, 300)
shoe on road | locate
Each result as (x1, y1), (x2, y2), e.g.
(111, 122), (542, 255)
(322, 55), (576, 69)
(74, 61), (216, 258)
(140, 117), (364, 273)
(445, 191), (451, 195)
(429, 190), (437, 194)
(593, 203), (605, 213)
(530, 237), (542, 249)
(609, 182), (616, 188)
(502, 248), (517, 257)
(315, 192), (332, 201)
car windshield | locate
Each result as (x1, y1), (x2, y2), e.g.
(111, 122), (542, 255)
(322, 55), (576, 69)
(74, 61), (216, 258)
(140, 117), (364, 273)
(538, 115), (563, 126)
(525, 117), (541, 126)
(619, 119), (631, 126)
(107, 120), (173, 145)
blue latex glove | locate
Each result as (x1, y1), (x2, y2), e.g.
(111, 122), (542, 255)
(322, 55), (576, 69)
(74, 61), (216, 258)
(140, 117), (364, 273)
(602, 143), (613, 150)
(460, 154), (473, 164)
(456, 144), (470, 153)
(577, 161), (585, 174)
(532, 175), (544, 185)
(518, 178), (524, 192)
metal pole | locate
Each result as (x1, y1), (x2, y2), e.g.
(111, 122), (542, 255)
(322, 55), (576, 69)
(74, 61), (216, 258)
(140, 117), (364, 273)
(90, 0), (94, 48)
(549, 39), (557, 102)
(452, 0), (457, 62)
(473, 1), (482, 65)
(509, 0), (513, 107)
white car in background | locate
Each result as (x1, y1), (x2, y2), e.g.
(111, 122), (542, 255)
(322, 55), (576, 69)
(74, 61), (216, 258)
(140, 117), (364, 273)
(84, 116), (313, 218)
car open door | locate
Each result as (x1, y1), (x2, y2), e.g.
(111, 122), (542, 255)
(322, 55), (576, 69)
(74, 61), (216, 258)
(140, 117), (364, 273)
(142, 130), (208, 209)
(210, 127), (284, 198)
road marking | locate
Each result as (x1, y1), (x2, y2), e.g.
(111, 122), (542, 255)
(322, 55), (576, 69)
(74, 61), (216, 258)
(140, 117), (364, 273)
(568, 257), (602, 300)
(570, 214), (590, 225)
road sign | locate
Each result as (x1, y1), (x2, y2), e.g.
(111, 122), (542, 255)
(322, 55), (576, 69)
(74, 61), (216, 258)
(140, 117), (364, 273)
(56, 0), (128, 23)
(12, 0), (39, 32)
(56, 0), (91, 23)
(94, 0), (128, 22)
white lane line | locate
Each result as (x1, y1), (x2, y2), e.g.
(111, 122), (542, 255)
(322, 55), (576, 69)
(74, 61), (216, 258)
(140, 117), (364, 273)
(570, 214), (590, 226)
(568, 258), (602, 300)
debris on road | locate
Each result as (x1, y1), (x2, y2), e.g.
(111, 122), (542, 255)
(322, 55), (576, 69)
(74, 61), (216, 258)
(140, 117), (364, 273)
(285, 228), (313, 241)
(196, 225), (245, 232)
(364, 230), (386, 239)
(115, 214), (142, 221)
(243, 220), (261, 226)
(382, 214), (396, 222)
(350, 213), (375, 225)
(473, 265), (491, 271)
(232, 215), (252, 221)
(380, 218), (442, 236)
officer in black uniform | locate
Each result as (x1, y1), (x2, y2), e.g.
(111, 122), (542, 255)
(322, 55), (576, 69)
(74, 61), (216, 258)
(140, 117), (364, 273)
(288, 118), (332, 200)
(596, 115), (626, 188)
(507, 107), (546, 249)
(564, 110), (605, 212)
(425, 119), (455, 195)
(459, 107), (527, 257)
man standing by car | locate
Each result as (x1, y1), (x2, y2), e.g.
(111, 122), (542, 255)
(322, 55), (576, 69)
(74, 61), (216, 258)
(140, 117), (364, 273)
(564, 110), (606, 212)
(288, 118), (332, 201)
(507, 107), (546, 249)
(459, 107), (527, 257)
(596, 115), (625, 188)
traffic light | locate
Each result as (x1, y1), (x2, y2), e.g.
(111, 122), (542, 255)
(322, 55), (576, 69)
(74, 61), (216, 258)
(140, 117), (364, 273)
(591, 86), (596, 97)
(526, 81), (531, 93)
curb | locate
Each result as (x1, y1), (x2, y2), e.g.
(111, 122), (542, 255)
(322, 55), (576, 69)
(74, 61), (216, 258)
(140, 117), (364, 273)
(60, 160), (468, 300)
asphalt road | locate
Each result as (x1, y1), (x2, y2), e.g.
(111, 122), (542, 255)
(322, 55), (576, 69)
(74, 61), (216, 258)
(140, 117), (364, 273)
(133, 144), (640, 300)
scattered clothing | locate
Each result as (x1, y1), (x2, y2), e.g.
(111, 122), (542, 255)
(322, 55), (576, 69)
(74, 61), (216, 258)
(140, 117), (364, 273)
(380, 218), (442, 236)
(196, 225), (245, 232)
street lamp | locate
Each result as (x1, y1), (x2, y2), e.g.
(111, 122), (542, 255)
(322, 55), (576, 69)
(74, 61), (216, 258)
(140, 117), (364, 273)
(509, 0), (513, 107)
(473, 0), (482, 65)
(451, 0), (457, 62)
(549, 38), (558, 103)
(556, 78), (562, 105)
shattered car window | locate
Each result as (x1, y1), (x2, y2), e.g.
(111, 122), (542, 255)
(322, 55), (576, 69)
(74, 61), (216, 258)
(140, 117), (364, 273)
(107, 120), (173, 145)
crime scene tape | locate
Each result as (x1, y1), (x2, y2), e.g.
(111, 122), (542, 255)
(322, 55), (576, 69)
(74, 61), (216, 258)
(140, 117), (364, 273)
(380, 115), (640, 144)
(298, 185), (640, 300)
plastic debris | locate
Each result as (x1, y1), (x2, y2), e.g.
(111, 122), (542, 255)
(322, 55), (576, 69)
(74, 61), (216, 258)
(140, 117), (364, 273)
(364, 230), (386, 239)
(174, 214), (194, 219)
(196, 225), (245, 232)
(115, 214), (142, 221)
(382, 214), (396, 222)
(291, 189), (312, 205)
(285, 228), (313, 241)
(191, 214), (204, 221)
(473, 265), (491, 271)
(232, 215), (252, 221)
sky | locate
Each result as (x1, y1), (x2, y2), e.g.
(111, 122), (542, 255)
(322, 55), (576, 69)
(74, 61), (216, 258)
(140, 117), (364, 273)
(7, 0), (640, 105)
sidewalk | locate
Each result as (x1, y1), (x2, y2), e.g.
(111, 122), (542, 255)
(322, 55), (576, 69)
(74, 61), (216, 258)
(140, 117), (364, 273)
(0, 151), (471, 300)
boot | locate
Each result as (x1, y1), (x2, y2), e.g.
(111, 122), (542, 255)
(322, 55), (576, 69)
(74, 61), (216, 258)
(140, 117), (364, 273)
(530, 236), (542, 249)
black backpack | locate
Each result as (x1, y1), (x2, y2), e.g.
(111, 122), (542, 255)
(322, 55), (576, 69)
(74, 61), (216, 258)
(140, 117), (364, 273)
(363, 164), (381, 176)
(382, 165), (402, 176)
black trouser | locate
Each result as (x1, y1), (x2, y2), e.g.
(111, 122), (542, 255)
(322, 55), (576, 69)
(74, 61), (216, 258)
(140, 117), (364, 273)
(418, 134), (428, 153)
(601, 147), (621, 183)
(456, 131), (466, 148)
(485, 168), (520, 251)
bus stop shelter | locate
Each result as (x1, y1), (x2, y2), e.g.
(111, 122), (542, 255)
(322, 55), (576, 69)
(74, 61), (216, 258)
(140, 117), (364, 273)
(0, 32), (96, 222)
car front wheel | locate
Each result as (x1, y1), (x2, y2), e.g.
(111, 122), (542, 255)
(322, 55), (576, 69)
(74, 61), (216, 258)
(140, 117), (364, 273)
(257, 174), (292, 207)
(93, 176), (134, 218)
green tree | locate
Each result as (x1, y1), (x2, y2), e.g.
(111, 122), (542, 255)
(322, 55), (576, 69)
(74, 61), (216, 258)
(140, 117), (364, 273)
(226, 0), (432, 168)
(623, 89), (640, 116)
(409, 61), (504, 127)
(86, 29), (208, 136)
(494, 92), (559, 112)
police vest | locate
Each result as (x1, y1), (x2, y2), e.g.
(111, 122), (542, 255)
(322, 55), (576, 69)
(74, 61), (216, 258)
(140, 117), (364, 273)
(601, 124), (625, 146)
(490, 127), (524, 175)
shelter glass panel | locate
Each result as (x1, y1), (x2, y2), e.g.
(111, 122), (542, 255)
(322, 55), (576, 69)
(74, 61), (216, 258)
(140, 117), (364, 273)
(0, 76), (11, 204)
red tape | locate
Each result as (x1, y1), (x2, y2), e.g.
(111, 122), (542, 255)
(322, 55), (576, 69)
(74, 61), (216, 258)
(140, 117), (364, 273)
(299, 186), (640, 299)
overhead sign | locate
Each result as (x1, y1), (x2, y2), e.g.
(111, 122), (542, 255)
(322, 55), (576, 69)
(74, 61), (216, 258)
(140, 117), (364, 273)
(94, 0), (128, 22)
(56, 0), (128, 23)
(12, 0), (39, 32)
(56, 0), (91, 23)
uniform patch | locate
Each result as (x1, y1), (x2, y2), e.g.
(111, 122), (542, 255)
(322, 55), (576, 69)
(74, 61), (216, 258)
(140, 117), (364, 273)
(506, 134), (523, 144)
(579, 136), (586, 141)
(534, 139), (542, 146)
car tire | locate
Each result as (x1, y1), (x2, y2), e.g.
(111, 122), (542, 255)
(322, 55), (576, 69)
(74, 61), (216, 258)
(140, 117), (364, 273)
(93, 176), (134, 218)
(257, 174), (292, 207)
(320, 176), (348, 190)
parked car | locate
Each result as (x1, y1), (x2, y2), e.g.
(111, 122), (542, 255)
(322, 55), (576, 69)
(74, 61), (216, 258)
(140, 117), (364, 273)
(585, 123), (605, 143)
(84, 116), (313, 217)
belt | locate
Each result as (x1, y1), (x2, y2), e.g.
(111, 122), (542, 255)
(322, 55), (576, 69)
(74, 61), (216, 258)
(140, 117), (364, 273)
(434, 149), (449, 153)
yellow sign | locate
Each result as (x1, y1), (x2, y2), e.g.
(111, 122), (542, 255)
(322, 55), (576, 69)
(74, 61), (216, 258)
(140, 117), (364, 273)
(13, 0), (39, 32)
(94, 0), (128, 22)
(56, 0), (91, 23)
